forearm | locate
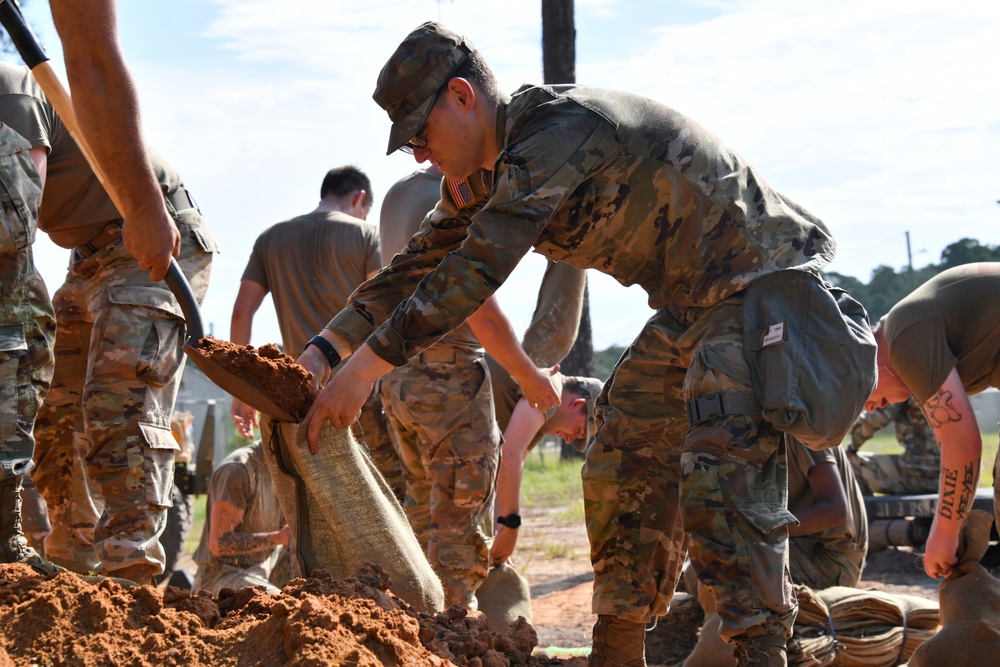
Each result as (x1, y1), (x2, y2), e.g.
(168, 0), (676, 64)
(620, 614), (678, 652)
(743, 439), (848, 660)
(468, 297), (536, 387)
(935, 441), (981, 530)
(230, 281), (267, 346)
(495, 450), (525, 518)
(51, 1), (164, 222)
(213, 530), (282, 558)
(230, 311), (253, 347)
(787, 504), (842, 537)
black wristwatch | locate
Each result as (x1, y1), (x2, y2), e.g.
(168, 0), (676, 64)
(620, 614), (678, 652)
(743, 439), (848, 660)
(304, 334), (342, 369)
(497, 513), (521, 529)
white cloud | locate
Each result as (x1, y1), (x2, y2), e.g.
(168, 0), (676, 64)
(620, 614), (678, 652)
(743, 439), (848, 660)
(19, 0), (1000, 352)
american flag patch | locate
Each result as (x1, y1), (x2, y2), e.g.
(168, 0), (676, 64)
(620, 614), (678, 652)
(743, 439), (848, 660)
(447, 178), (474, 208)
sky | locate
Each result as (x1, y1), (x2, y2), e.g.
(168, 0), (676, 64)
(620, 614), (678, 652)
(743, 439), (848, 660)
(7, 0), (1000, 351)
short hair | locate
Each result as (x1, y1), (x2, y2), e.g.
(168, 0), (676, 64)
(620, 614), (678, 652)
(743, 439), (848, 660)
(320, 165), (373, 207)
(450, 49), (500, 104)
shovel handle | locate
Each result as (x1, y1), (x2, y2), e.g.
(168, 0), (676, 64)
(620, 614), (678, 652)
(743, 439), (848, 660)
(164, 259), (204, 342)
(0, 1), (47, 68)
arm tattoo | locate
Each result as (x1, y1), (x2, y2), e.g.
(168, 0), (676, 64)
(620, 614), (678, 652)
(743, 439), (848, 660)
(923, 391), (962, 429)
(939, 461), (978, 521)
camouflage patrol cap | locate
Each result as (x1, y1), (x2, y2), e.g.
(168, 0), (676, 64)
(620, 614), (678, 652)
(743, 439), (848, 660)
(374, 21), (475, 155)
(564, 376), (604, 452)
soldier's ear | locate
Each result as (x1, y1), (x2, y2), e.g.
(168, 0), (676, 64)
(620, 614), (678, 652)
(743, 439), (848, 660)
(445, 77), (476, 110)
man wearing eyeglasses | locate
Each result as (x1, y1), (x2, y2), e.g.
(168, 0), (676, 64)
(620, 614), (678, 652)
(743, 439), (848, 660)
(299, 22), (875, 667)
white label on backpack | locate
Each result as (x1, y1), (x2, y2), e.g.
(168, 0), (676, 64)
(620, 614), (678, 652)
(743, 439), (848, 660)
(761, 321), (786, 348)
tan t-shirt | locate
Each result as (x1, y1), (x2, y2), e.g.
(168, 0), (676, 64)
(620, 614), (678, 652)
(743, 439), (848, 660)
(883, 263), (1000, 404)
(241, 210), (381, 354)
(379, 168), (480, 353)
(0, 62), (183, 249)
(786, 441), (868, 561)
(193, 444), (284, 573)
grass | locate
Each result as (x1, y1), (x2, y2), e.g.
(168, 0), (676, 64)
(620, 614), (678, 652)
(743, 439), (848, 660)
(520, 444), (585, 509)
(184, 494), (208, 556)
(852, 431), (998, 487)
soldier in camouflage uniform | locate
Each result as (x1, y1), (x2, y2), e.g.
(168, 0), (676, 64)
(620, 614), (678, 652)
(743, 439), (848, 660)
(846, 396), (941, 495)
(0, 63), (216, 585)
(299, 23), (875, 667)
(0, 123), (58, 574)
(377, 164), (560, 608)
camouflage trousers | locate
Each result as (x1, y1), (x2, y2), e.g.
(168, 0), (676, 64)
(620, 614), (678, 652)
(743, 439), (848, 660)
(0, 248), (56, 483)
(584, 298), (796, 641)
(31, 210), (215, 576)
(788, 537), (863, 590)
(380, 349), (499, 608)
(355, 381), (406, 504)
(848, 451), (940, 496)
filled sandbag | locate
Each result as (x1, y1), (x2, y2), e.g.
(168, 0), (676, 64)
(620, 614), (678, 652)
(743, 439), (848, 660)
(260, 418), (444, 613)
(909, 510), (1000, 667)
(475, 563), (532, 632)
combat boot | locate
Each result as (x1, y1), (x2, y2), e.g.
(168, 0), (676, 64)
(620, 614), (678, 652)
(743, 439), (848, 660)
(589, 614), (647, 667)
(0, 475), (63, 576)
(734, 634), (787, 667)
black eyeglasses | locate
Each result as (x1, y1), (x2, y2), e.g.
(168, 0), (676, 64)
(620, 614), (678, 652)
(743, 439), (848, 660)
(400, 132), (428, 154)
(399, 86), (444, 154)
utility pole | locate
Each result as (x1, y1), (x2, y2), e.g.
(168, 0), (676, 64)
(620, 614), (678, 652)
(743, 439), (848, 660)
(542, 0), (593, 460)
(905, 231), (914, 287)
(542, 0), (575, 83)
(541, 0), (591, 383)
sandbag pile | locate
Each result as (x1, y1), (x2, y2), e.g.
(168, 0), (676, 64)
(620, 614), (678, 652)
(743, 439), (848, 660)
(260, 419), (445, 614)
(683, 586), (938, 667)
(790, 585), (939, 666)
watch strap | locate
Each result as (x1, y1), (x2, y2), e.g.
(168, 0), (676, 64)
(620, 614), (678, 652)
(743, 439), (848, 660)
(304, 334), (342, 369)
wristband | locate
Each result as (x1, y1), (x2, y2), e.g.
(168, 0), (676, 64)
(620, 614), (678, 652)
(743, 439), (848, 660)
(497, 513), (521, 529)
(304, 334), (342, 369)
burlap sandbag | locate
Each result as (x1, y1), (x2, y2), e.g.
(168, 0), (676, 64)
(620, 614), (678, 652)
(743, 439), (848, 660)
(685, 583), (939, 667)
(909, 509), (1000, 667)
(260, 418), (444, 613)
(475, 563), (532, 632)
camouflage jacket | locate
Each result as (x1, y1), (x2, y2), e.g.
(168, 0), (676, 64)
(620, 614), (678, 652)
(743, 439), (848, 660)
(329, 84), (836, 366)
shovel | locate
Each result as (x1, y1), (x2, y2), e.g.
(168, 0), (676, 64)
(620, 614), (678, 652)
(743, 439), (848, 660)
(0, 0), (297, 422)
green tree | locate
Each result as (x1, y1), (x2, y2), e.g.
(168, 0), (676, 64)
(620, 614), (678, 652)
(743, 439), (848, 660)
(940, 238), (999, 269)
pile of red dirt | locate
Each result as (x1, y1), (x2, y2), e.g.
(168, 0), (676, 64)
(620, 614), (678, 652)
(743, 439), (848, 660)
(191, 337), (317, 420)
(0, 562), (572, 666)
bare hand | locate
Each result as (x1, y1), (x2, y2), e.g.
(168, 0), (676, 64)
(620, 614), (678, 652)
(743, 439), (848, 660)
(297, 345), (332, 391)
(490, 525), (519, 565)
(922, 523), (959, 579)
(230, 398), (259, 439)
(273, 524), (291, 548)
(122, 209), (181, 282)
(302, 346), (393, 455)
(520, 364), (561, 411)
